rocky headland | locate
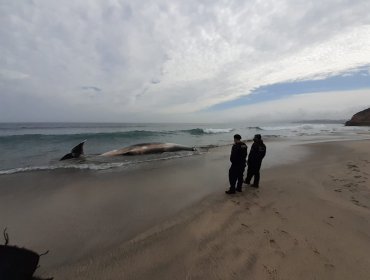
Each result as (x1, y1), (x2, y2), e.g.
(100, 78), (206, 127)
(345, 108), (370, 126)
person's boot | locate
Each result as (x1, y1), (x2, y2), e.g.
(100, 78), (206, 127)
(236, 186), (242, 192)
(251, 184), (259, 188)
(225, 189), (236, 194)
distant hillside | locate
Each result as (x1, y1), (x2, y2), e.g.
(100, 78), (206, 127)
(345, 108), (370, 126)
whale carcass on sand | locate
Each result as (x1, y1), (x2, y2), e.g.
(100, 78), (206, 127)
(101, 143), (196, 156)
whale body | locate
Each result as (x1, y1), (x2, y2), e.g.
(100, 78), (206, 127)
(101, 143), (195, 156)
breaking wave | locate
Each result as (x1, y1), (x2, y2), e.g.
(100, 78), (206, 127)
(183, 128), (234, 135)
(0, 127), (236, 142)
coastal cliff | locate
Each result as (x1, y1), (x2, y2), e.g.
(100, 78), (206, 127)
(345, 108), (370, 126)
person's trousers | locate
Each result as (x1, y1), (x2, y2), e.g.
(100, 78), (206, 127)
(245, 165), (261, 186)
(229, 165), (245, 190)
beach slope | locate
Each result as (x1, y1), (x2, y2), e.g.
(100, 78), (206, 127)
(47, 140), (370, 280)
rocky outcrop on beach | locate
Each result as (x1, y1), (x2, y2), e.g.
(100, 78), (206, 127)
(345, 108), (370, 126)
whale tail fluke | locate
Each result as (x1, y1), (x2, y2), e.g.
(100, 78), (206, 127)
(60, 140), (86, 161)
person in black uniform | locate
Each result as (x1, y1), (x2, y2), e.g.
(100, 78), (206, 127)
(225, 134), (248, 194)
(244, 134), (266, 188)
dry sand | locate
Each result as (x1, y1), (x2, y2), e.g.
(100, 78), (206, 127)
(1, 140), (370, 279)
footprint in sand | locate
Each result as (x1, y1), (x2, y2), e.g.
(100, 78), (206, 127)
(264, 231), (286, 258)
(347, 163), (358, 169)
(313, 248), (320, 255)
(334, 189), (342, 192)
(241, 223), (254, 234)
(329, 175), (339, 182)
(269, 239), (280, 251)
(280, 229), (289, 235)
(350, 197), (368, 208)
(305, 239), (320, 255)
(325, 263), (335, 270)
(272, 208), (286, 221)
(351, 197), (363, 207)
(251, 192), (260, 198)
(274, 250), (286, 258)
(324, 216), (335, 227)
(263, 229), (273, 241)
(231, 200), (241, 205)
(263, 265), (279, 280)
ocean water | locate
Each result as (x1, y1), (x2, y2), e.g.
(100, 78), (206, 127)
(0, 122), (369, 175)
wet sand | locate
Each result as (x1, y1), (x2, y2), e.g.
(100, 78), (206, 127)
(1, 140), (370, 279)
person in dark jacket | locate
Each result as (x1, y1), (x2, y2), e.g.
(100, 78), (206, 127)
(244, 134), (266, 188)
(226, 134), (248, 194)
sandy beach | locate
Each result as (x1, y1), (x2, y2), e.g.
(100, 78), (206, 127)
(1, 139), (370, 279)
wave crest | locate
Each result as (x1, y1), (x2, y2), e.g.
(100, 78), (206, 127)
(183, 128), (234, 135)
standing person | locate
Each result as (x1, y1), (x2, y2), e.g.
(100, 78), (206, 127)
(225, 134), (248, 194)
(244, 134), (266, 188)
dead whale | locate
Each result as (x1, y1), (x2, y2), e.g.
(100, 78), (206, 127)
(101, 143), (196, 156)
(60, 140), (86, 160)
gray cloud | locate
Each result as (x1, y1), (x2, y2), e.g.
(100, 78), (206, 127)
(0, 0), (370, 122)
(81, 86), (102, 92)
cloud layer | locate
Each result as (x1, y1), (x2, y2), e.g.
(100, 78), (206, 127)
(1, 0), (370, 122)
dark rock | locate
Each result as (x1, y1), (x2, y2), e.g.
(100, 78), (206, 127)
(0, 229), (53, 280)
(345, 108), (370, 126)
(0, 245), (40, 279)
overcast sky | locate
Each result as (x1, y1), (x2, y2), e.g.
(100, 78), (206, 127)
(1, 0), (370, 123)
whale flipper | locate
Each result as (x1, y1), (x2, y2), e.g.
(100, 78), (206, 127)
(60, 140), (86, 161)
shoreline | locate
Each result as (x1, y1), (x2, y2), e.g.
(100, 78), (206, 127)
(1, 139), (370, 279)
(0, 137), (311, 176)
